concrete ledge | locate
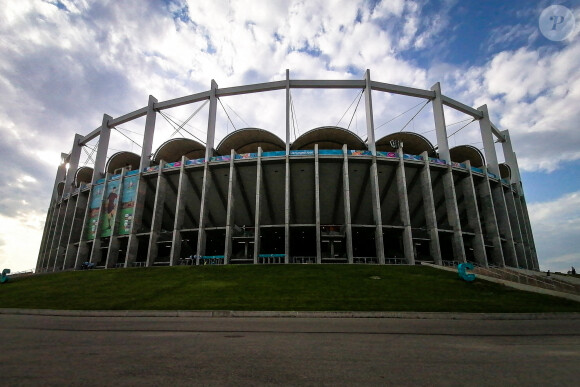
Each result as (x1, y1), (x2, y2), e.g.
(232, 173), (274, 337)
(1, 308), (579, 320)
(422, 263), (580, 302)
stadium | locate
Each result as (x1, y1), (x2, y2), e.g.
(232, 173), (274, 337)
(36, 70), (538, 272)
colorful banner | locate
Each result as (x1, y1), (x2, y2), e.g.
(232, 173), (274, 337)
(318, 150), (343, 155)
(429, 157), (447, 166)
(236, 153), (258, 159)
(289, 150), (314, 156)
(186, 158), (205, 165)
(164, 161), (182, 169)
(210, 155), (231, 162)
(403, 154), (423, 161)
(143, 165), (159, 173)
(262, 151), (286, 157)
(100, 179), (121, 237)
(471, 166), (484, 174)
(349, 150), (372, 156)
(377, 151), (397, 158)
(86, 183), (105, 240)
(118, 174), (139, 235)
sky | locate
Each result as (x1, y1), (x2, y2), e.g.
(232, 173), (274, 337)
(1, 0), (579, 274)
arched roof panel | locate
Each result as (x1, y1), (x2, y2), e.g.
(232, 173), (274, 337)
(105, 151), (141, 174)
(449, 145), (485, 167)
(499, 163), (511, 180)
(291, 126), (366, 150)
(216, 128), (285, 154)
(153, 138), (206, 163)
(74, 166), (93, 187)
(376, 132), (436, 157)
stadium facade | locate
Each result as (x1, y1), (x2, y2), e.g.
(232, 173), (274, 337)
(36, 70), (538, 272)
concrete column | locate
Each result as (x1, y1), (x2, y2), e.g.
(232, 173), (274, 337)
(36, 204), (55, 272)
(504, 186), (527, 268)
(125, 172), (147, 267)
(89, 175), (111, 266)
(364, 69), (377, 155)
(47, 201), (67, 271)
(489, 176), (518, 268)
(196, 162), (213, 261)
(420, 152), (442, 265)
(476, 169), (505, 267)
(64, 134), (83, 195)
(253, 148), (263, 264)
(105, 172), (126, 269)
(147, 166), (168, 266)
(477, 105), (500, 177)
(342, 145), (354, 263)
(442, 166), (466, 263)
(500, 130), (521, 186)
(140, 95), (158, 171)
(92, 114), (112, 184)
(224, 150), (237, 264)
(284, 152), (291, 264)
(431, 82), (451, 162)
(315, 145), (322, 263)
(513, 193), (533, 269)
(519, 196), (539, 270)
(461, 161), (488, 267)
(396, 147), (415, 265)
(74, 184), (98, 269)
(63, 191), (88, 270)
(54, 194), (76, 270)
(170, 157), (189, 266)
(205, 80), (218, 160)
(284, 70), (291, 264)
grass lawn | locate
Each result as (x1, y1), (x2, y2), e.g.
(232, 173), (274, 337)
(0, 265), (578, 312)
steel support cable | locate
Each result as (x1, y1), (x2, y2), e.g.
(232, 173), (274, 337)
(113, 126), (143, 136)
(218, 97), (238, 131)
(112, 127), (142, 149)
(398, 99), (431, 132)
(81, 140), (98, 166)
(446, 117), (473, 127)
(158, 110), (206, 144)
(346, 90), (364, 131)
(335, 89), (364, 127)
(447, 118), (476, 138)
(161, 110), (207, 136)
(289, 92), (299, 140)
(163, 100), (209, 138)
(375, 100), (426, 131)
(224, 101), (251, 128)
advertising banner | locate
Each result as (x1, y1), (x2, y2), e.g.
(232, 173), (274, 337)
(86, 183), (104, 240)
(118, 174), (139, 235)
(100, 179), (121, 237)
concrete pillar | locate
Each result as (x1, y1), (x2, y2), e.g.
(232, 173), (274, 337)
(442, 166), (466, 263)
(47, 201), (67, 271)
(105, 171), (127, 269)
(489, 176), (518, 268)
(92, 114), (112, 184)
(284, 153), (291, 263)
(140, 95), (158, 171)
(63, 191), (88, 270)
(504, 186), (527, 268)
(54, 194), (76, 270)
(170, 157), (189, 266)
(205, 80), (218, 160)
(513, 193), (533, 269)
(500, 130), (521, 186)
(285, 70), (291, 264)
(315, 145), (322, 263)
(519, 196), (539, 270)
(125, 172), (147, 267)
(461, 161), (488, 267)
(224, 150), (237, 264)
(476, 169), (505, 267)
(431, 82), (451, 162)
(253, 148), (263, 264)
(420, 151), (442, 265)
(396, 147), (415, 265)
(89, 175), (112, 266)
(342, 145), (354, 263)
(196, 162), (213, 261)
(74, 185), (97, 269)
(64, 134), (83, 195)
(477, 105), (500, 177)
(147, 166), (168, 266)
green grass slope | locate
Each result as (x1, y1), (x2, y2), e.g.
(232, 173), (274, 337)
(1, 265), (578, 312)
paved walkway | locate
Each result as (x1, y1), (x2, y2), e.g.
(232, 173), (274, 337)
(1, 312), (579, 386)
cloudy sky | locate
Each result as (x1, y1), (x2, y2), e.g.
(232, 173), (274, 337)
(1, 0), (579, 273)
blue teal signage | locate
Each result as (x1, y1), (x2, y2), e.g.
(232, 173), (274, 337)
(1, 268), (10, 283)
(458, 263), (476, 282)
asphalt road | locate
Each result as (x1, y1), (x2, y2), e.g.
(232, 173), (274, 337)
(1, 314), (579, 386)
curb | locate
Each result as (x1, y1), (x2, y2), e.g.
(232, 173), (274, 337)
(1, 308), (579, 320)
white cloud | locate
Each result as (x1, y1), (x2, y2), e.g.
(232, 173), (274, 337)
(528, 191), (580, 272)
